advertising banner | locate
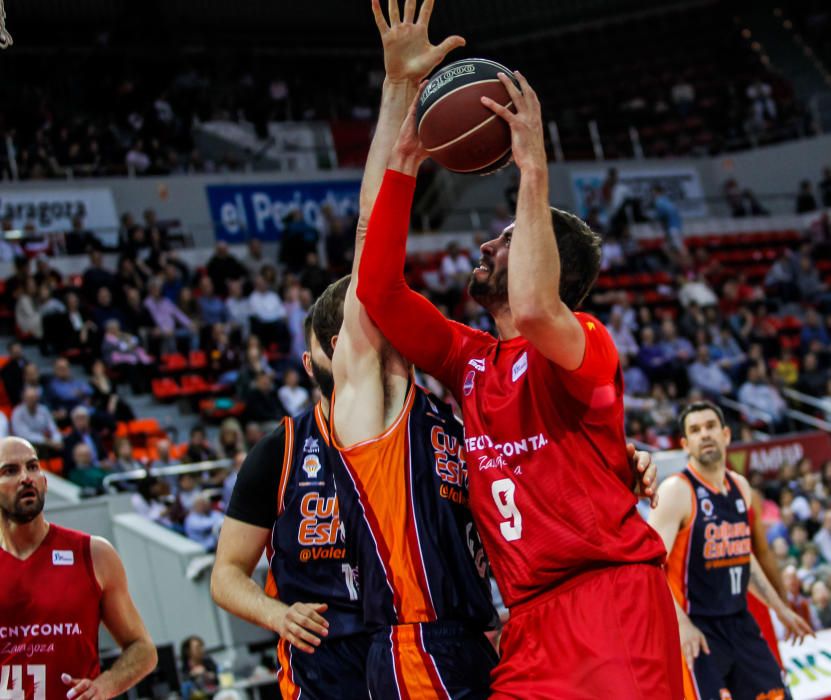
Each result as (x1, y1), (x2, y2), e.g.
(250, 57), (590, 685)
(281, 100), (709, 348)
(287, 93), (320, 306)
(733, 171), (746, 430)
(570, 166), (708, 223)
(0, 187), (118, 235)
(781, 630), (831, 700)
(728, 432), (831, 477)
(206, 181), (359, 242)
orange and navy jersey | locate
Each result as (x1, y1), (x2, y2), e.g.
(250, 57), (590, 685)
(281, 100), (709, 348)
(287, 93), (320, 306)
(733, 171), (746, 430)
(667, 466), (752, 618)
(266, 404), (365, 639)
(331, 384), (496, 629)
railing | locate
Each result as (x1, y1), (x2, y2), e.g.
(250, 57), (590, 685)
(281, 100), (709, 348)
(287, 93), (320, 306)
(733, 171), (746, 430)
(719, 396), (775, 432)
(102, 457), (232, 494)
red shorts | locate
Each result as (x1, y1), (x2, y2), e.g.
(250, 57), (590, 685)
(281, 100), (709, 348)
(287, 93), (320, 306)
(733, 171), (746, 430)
(490, 563), (684, 700)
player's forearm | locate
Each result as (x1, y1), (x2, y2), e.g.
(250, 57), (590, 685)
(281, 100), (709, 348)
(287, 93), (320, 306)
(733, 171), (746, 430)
(754, 546), (787, 601)
(95, 637), (157, 698)
(210, 561), (284, 631)
(508, 166), (562, 325)
(357, 170), (457, 377)
(749, 556), (787, 615)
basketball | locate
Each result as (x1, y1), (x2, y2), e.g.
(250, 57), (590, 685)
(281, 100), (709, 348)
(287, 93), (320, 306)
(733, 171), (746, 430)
(417, 58), (519, 175)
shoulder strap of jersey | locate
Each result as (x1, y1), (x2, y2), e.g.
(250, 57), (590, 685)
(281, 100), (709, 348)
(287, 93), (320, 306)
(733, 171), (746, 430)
(677, 470), (698, 530)
(276, 416), (295, 517)
(724, 470), (749, 506)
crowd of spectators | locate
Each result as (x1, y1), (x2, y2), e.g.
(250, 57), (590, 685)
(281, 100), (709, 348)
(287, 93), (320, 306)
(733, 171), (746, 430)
(0, 204), (358, 549)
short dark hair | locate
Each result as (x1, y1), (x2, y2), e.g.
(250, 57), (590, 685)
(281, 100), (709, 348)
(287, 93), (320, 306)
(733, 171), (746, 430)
(303, 300), (317, 351)
(312, 275), (351, 359)
(678, 400), (726, 437)
(551, 208), (602, 310)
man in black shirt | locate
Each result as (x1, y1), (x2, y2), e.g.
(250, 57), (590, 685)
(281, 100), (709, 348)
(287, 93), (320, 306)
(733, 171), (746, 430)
(1, 341), (26, 405)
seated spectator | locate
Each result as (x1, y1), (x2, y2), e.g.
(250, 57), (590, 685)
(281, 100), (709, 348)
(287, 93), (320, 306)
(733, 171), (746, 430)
(20, 363), (43, 400)
(63, 405), (104, 473)
(115, 257), (147, 298)
(811, 581), (831, 630)
(67, 442), (109, 493)
(206, 241), (247, 296)
(180, 635), (219, 697)
(687, 345), (732, 399)
(185, 425), (218, 464)
(11, 387), (63, 457)
(708, 325), (746, 380)
(797, 544), (822, 588)
(101, 319), (153, 393)
(797, 353), (827, 397)
(243, 372), (287, 431)
(796, 180), (818, 214)
(244, 422), (265, 450)
(218, 418), (245, 459)
(144, 276), (196, 354)
(770, 348), (799, 387)
(113, 437), (143, 474)
(89, 358), (135, 425)
(678, 272), (718, 308)
(248, 275), (289, 350)
(81, 248), (116, 304)
(184, 496), (224, 550)
(280, 209), (320, 273)
(225, 278), (251, 338)
(278, 368), (310, 417)
(621, 353), (650, 397)
(802, 308), (831, 352)
(221, 450), (246, 510)
(65, 214), (97, 255)
(609, 310), (639, 358)
(14, 277), (42, 339)
(737, 363), (788, 431)
(131, 476), (177, 527)
(636, 326), (673, 382)
(207, 326), (242, 384)
(651, 184), (685, 254)
(45, 358), (93, 421)
(795, 255), (827, 304)
(161, 260), (185, 302)
(176, 472), (203, 512)
(122, 285), (152, 336)
(196, 275), (228, 332)
(152, 439), (180, 470)
(243, 237), (270, 279)
(1, 340), (27, 405)
(299, 251), (331, 300)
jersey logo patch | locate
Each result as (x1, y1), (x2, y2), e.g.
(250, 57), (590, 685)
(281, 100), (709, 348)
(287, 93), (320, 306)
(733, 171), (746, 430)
(52, 550), (74, 566)
(696, 487), (709, 499)
(700, 499), (714, 517)
(302, 454), (322, 479)
(512, 352), (528, 383)
(468, 358), (486, 372)
(303, 437), (319, 454)
(463, 370), (475, 396)
(736, 499), (746, 514)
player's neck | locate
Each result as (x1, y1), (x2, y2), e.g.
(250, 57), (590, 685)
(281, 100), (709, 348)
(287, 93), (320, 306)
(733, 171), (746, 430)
(318, 396), (330, 422)
(689, 459), (728, 492)
(494, 308), (522, 341)
(0, 515), (50, 560)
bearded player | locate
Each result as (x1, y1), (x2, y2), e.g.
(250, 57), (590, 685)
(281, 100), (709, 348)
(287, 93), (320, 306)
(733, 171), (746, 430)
(0, 436), (157, 700)
(356, 72), (681, 696)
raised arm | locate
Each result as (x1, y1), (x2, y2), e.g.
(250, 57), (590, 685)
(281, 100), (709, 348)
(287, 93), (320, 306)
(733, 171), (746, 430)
(334, 0), (465, 442)
(481, 73), (586, 370)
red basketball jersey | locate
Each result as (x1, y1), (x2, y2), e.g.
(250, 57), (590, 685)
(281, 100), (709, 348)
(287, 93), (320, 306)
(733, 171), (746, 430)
(432, 313), (667, 608)
(0, 524), (103, 699)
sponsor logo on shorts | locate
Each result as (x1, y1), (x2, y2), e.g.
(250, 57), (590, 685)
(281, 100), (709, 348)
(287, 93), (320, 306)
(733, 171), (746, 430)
(51, 550), (74, 566)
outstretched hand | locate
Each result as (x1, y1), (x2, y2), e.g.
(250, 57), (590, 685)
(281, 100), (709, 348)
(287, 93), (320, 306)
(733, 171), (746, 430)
(372, 0), (465, 84)
(481, 70), (547, 172)
(390, 82), (430, 174)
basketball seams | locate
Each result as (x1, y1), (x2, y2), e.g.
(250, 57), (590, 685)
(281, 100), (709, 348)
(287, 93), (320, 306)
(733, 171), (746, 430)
(423, 104), (513, 153)
(446, 145), (512, 174)
(418, 78), (504, 134)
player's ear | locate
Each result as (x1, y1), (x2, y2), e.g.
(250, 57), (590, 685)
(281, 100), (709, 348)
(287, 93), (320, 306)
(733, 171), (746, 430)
(330, 334), (339, 352)
(723, 425), (731, 447)
(679, 435), (688, 452)
(301, 351), (313, 380)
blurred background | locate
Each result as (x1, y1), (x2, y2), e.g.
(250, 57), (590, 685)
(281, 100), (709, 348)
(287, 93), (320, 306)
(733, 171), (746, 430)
(1, 0), (831, 697)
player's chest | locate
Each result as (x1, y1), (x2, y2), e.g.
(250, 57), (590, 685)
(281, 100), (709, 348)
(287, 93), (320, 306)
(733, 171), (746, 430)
(1, 554), (93, 618)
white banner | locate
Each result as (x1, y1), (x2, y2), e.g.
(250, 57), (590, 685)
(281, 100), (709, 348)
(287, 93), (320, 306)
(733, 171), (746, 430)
(0, 187), (119, 235)
(570, 166), (708, 223)
(781, 630), (831, 700)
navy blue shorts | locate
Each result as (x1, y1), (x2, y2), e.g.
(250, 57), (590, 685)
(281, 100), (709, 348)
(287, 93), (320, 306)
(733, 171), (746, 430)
(367, 621), (497, 699)
(277, 632), (371, 700)
(688, 610), (791, 700)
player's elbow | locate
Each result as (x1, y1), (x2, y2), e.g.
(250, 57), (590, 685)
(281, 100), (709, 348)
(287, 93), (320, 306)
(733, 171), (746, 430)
(209, 564), (229, 608)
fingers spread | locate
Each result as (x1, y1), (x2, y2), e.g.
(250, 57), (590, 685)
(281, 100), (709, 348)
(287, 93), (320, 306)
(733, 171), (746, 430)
(371, 0), (388, 33)
(403, 0), (416, 23)
(388, 0), (400, 24)
(417, 0), (434, 25)
(434, 35), (466, 61)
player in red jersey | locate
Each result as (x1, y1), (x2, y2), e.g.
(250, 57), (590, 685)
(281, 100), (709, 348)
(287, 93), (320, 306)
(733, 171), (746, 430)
(0, 437), (157, 699)
(356, 75), (682, 696)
